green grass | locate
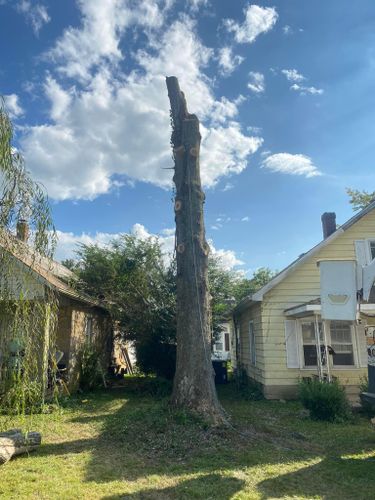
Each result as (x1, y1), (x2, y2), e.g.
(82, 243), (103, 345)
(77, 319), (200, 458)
(0, 381), (374, 499)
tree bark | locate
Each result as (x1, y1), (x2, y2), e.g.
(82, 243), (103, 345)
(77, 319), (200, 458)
(166, 76), (226, 425)
(0, 429), (41, 464)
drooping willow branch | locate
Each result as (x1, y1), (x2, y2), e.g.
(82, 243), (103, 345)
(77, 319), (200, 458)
(0, 97), (58, 415)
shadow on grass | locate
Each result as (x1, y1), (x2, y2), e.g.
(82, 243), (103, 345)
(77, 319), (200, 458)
(259, 455), (375, 499)
(103, 474), (245, 499)
(39, 383), (375, 499)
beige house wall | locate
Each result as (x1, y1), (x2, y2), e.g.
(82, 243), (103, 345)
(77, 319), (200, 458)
(55, 297), (112, 391)
(237, 209), (375, 399)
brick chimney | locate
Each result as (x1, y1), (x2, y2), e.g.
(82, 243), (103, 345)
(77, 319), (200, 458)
(321, 212), (336, 239)
(16, 219), (29, 243)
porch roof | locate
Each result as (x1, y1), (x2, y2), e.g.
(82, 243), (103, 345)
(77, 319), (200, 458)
(284, 299), (375, 318)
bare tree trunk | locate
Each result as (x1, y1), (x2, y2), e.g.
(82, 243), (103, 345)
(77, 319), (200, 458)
(166, 76), (226, 425)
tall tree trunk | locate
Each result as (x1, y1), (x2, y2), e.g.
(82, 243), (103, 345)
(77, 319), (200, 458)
(166, 76), (226, 424)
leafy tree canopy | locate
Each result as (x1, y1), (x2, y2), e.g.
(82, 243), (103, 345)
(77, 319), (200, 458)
(68, 236), (275, 378)
(346, 188), (375, 212)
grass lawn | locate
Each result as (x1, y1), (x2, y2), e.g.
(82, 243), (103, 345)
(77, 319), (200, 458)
(0, 381), (374, 499)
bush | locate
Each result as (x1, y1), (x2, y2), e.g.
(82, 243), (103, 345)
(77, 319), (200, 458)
(135, 340), (176, 380)
(359, 376), (375, 417)
(298, 378), (351, 422)
(233, 367), (264, 401)
(79, 345), (105, 391)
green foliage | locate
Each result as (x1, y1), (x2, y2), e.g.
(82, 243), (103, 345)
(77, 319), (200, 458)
(346, 188), (375, 212)
(0, 98), (57, 414)
(209, 259), (276, 340)
(121, 376), (173, 398)
(298, 378), (351, 422)
(79, 344), (105, 391)
(359, 376), (375, 417)
(232, 367), (264, 401)
(74, 234), (177, 379)
(69, 234), (276, 378)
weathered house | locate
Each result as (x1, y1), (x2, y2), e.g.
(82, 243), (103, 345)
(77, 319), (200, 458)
(233, 203), (375, 401)
(0, 224), (112, 392)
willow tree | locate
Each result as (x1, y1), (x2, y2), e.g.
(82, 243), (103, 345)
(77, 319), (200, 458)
(0, 97), (57, 413)
(166, 77), (225, 424)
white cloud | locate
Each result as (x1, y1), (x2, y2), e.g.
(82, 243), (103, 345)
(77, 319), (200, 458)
(3, 94), (23, 118)
(290, 83), (324, 95)
(55, 230), (116, 261)
(281, 68), (305, 83)
(187, 0), (209, 12)
(241, 216), (249, 222)
(47, 0), (170, 82)
(222, 182), (234, 192)
(248, 71), (265, 94)
(282, 25), (292, 35)
(224, 4), (278, 44)
(261, 153), (322, 178)
(217, 46), (244, 76)
(17, 1), (50, 35)
(21, 11), (262, 200)
(56, 223), (243, 271)
(200, 123), (263, 187)
(247, 125), (262, 134)
(209, 240), (244, 270)
(44, 76), (72, 121)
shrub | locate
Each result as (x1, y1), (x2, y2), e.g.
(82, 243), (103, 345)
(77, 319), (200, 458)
(359, 376), (375, 417)
(135, 340), (176, 380)
(233, 367), (264, 401)
(79, 345), (105, 391)
(0, 379), (44, 415)
(298, 378), (351, 422)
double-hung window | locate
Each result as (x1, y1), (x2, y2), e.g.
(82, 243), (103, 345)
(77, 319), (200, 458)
(329, 321), (354, 366)
(301, 320), (324, 367)
(300, 319), (355, 368)
(249, 321), (256, 365)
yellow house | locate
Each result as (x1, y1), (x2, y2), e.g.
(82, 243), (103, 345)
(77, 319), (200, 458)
(233, 202), (375, 401)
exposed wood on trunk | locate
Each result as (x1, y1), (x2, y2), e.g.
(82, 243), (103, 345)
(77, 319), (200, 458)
(0, 429), (41, 464)
(166, 76), (226, 425)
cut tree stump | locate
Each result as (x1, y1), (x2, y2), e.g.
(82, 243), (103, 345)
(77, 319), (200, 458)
(0, 429), (42, 464)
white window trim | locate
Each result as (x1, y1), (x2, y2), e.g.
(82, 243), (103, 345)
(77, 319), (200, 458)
(365, 238), (375, 263)
(297, 317), (359, 370)
(248, 320), (256, 366)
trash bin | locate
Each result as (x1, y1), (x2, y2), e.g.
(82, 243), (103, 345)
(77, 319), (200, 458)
(212, 360), (228, 384)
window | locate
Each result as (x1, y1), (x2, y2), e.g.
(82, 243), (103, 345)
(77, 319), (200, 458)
(215, 341), (224, 352)
(224, 333), (230, 352)
(370, 240), (375, 261)
(330, 321), (354, 366)
(301, 321), (324, 367)
(249, 321), (256, 365)
(299, 319), (355, 368)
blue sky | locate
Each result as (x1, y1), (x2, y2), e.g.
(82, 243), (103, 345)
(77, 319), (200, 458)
(1, 0), (374, 273)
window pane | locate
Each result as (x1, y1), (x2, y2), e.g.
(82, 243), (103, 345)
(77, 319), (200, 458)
(330, 321), (354, 366)
(303, 345), (318, 366)
(302, 321), (325, 367)
(302, 322), (323, 343)
(370, 241), (375, 260)
(224, 333), (230, 352)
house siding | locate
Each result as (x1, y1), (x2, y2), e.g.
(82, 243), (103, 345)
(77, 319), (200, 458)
(55, 298), (112, 391)
(238, 209), (375, 399)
